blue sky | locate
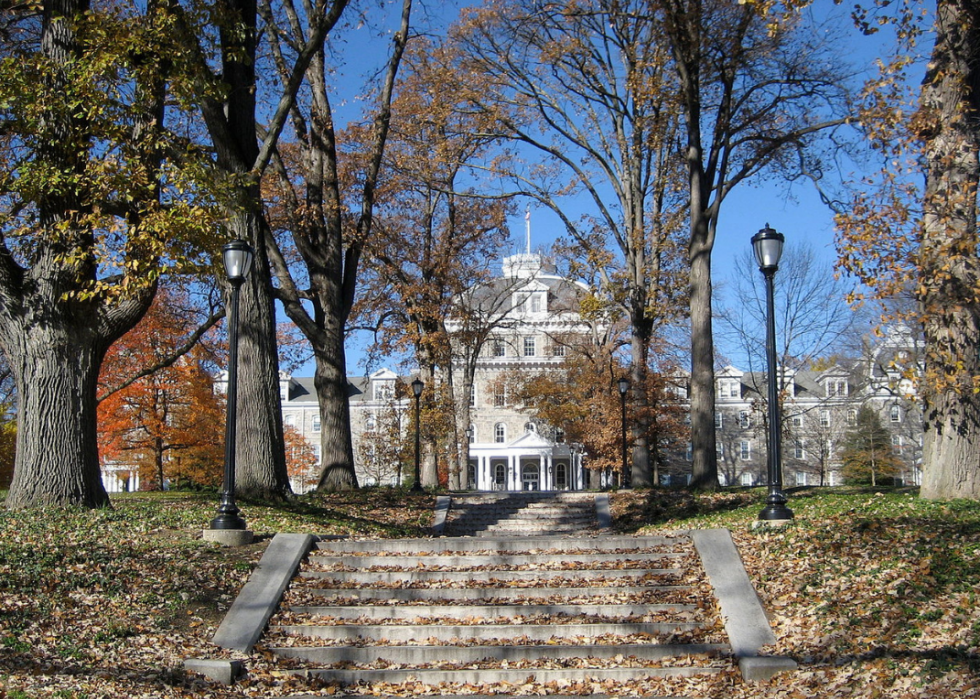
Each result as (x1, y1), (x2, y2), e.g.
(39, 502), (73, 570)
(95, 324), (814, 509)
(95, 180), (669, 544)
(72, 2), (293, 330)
(299, 0), (928, 376)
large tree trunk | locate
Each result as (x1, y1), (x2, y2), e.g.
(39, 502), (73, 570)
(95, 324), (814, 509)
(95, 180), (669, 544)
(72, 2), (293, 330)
(916, 0), (980, 500)
(235, 248), (291, 497)
(5, 331), (109, 509)
(689, 232), (719, 490)
(314, 331), (358, 491)
(629, 324), (653, 488)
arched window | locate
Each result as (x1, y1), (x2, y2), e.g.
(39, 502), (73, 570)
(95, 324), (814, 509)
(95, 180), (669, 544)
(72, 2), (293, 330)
(494, 423), (506, 443)
(524, 422), (536, 434)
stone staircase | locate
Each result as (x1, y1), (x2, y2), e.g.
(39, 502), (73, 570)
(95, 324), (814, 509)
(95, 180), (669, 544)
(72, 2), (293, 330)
(437, 491), (600, 537)
(255, 533), (732, 690)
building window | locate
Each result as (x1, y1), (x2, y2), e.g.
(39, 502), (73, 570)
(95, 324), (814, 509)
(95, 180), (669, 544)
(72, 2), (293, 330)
(715, 412), (723, 428)
(469, 384), (476, 407)
(494, 384), (506, 407)
(494, 423), (506, 443)
(493, 341), (506, 357)
(283, 413), (297, 428)
(374, 381), (394, 401)
(468, 426), (476, 443)
(525, 422), (536, 434)
(685, 443), (693, 461)
(826, 379), (848, 397)
(312, 415), (321, 432)
(524, 336), (535, 357)
(530, 294), (542, 313)
(313, 445), (322, 464)
(555, 428), (565, 443)
(890, 405), (901, 423)
(739, 411), (751, 429)
(791, 415), (803, 427)
(365, 415), (377, 431)
(847, 409), (857, 426)
(717, 444), (725, 461)
(891, 434), (903, 447)
(740, 440), (751, 460)
(552, 343), (566, 357)
(820, 410), (831, 428)
(794, 440), (805, 459)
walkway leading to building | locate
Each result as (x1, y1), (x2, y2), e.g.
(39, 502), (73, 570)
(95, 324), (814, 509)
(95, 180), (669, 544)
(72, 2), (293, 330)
(200, 493), (796, 696)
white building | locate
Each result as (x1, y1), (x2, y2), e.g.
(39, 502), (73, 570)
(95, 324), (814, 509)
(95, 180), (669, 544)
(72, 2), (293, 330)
(453, 251), (592, 491)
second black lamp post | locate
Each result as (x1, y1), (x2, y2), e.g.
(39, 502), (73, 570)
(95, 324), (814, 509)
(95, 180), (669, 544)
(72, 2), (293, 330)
(617, 376), (630, 488)
(411, 377), (424, 492)
(751, 224), (794, 522)
(210, 239), (254, 531)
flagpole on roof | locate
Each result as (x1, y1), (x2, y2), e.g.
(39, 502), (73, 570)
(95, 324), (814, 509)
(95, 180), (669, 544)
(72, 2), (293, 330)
(525, 206), (531, 254)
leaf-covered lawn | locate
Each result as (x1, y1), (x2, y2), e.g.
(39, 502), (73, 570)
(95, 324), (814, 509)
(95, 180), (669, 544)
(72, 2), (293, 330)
(0, 486), (976, 697)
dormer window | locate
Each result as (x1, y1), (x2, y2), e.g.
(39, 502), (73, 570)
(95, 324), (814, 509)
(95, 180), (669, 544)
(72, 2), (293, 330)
(374, 381), (394, 401)
(826, 379), (848, 397)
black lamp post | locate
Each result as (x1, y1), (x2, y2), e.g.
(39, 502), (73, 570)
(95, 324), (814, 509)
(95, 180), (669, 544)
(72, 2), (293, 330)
(617, 376), (630, 488)
(210, 239), (254, 530)
(751, 224), (794, 522)
(411, 378), (424, 493)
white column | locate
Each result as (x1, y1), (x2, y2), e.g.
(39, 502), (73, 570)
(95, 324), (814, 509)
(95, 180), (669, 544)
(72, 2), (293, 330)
(544, 455), (552, 490)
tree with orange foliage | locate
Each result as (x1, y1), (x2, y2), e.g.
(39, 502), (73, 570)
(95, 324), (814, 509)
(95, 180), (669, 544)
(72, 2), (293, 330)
(284, 425), (319, 494)
(98, 290), (226, 491)
(509, 332), (688, 488)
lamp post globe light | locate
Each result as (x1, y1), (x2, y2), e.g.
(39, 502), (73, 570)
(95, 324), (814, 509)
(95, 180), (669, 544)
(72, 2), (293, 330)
(209, 239), (254, 533)
(751, 224), (794, 522)
(411, 378), (424, 493)
(617, 376), (630, 488)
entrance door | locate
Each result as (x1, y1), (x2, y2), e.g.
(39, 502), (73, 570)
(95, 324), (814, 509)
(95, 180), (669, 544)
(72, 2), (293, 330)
(555, 462), (568, 490)
(521, 462), (539, 491)
(493, 462), (507, 491)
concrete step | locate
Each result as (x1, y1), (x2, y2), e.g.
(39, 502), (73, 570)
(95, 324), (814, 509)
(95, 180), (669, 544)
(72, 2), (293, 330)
(311, 534), (685, 553)
(284, 664), (726, 685)
(446, 511), (596, 521)
(269, 641), (729, 665)
(286, 602), (698, 621)
(300, 584), (692, 602)
(299, 566), (686, 585)
(306, 551), (685, 568)
(273, 620), (707, 643)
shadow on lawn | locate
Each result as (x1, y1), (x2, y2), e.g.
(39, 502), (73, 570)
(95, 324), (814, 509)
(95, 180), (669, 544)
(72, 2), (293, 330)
(239, 490), (436, 538)
(611, 488), (759, 532)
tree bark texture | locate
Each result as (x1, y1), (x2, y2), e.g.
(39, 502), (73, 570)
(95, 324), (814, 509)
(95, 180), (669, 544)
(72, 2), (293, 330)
(314, 336), (358, 492)
(688, 239), (719, 490)
(4, 331), (109, 508)
(235, 239), (291, 498)
(917, 0), (980, 500)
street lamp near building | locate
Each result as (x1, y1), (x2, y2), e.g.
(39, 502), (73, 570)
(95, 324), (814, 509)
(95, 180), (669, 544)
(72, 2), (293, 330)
(751, 224), (794, 522)
(617, 376), (630, 488)
(411, 378), (424, 493)
(210, 239), (254, 531)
